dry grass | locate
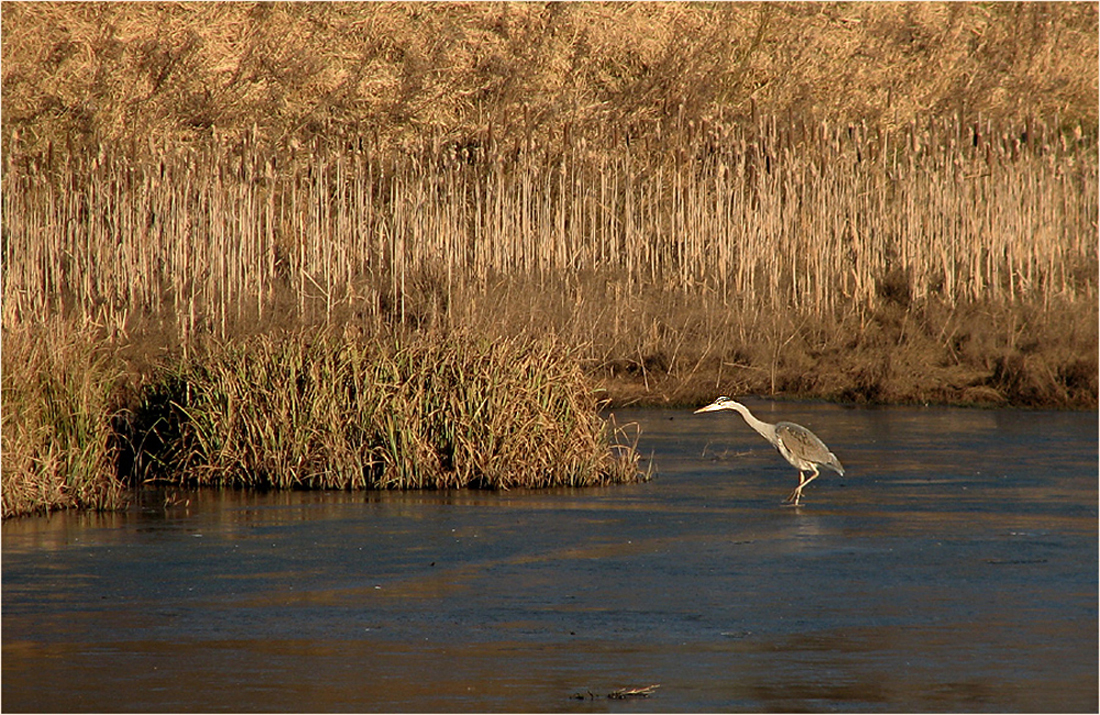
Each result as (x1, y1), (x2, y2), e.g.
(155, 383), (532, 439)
(4, 115), (1095, 337)
(4, 3), (1095, 391)
(1, 322), (126, 518)
(126, 329), (641, 490)
(3, 3), (1096, 156)
(1, 3), (1096, 518)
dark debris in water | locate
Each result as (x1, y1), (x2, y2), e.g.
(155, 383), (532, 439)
(721, 630), (753, 639)
(985, 558), (1048, 565)
(572, 684), (661, 700)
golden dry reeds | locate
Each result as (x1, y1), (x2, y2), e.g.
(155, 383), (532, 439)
(4, 4), (1095, 519)
(1, 321), (126, 517)
(3, 116), (1095, 342)
(3, 4), (1096, 157)
(130, 329), (641, 490)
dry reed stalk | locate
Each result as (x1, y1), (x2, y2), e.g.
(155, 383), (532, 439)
(2, 117), (1094, 347)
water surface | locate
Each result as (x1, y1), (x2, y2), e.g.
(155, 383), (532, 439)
(3, 402), (1096, 712)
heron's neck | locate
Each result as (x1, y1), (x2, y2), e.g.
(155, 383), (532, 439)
(731, 403), (776, 442)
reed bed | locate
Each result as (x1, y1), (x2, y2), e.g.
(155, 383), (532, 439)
(5, 5), (1094, 518)
(4, 116), (1095, 344)
(1, 322), (126, 518)
(130, 329), (641, 490)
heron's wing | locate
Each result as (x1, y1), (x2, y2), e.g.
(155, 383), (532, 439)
(775, 422), (844, 474)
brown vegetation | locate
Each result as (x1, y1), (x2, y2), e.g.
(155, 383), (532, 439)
(1, 3), (1097, 516)
(5, 114), (1095, 408)
(3, 3), (1096, 156)
(128, 329), (641, 491)
(1, 321), (125, 517)
(3, 326), (643, 518)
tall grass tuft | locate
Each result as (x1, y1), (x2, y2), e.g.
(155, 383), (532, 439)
(132, 330), (641, 490)
(1, 322), (127, 518)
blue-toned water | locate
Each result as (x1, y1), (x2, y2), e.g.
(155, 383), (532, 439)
(3, 402), (1097, 712)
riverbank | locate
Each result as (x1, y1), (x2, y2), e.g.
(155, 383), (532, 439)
(587, 297), (1098, 410)
(3, 296), (1094, 520)
(1, 325), (644, 519)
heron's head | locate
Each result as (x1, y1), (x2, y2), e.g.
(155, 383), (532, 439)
(694, 396), (743, 414)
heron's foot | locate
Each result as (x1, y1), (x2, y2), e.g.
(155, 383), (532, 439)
(783, 489), (803, 506)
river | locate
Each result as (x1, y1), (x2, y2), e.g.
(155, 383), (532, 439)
(3, 402), (1096, 712)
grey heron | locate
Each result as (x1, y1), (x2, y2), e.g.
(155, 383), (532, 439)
(695, 396), (844, 506)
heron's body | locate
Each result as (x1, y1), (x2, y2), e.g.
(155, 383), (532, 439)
(695, 397), (844, 505)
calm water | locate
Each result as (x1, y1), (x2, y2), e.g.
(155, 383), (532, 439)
(3, 402), (1097, 712)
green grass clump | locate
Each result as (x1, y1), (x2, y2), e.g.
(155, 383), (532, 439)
(1, 324), (126, 518)
(135, 330), (641, 490)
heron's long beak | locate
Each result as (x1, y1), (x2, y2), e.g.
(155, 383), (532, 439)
(694, 401), (726, 414)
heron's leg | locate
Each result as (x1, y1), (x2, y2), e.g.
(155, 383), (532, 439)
(798, 465), (822, 494)
(786, 465), (820, 505)
(785, 470), (808, 505)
